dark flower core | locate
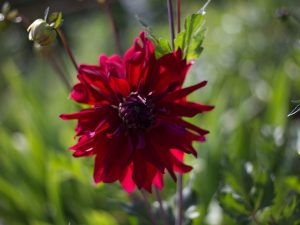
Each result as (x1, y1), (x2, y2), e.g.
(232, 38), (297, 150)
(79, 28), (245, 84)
(118, 92), (155, 129)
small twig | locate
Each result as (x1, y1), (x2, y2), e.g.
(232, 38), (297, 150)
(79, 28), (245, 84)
(140, 189), (160, 225)
(154, 187), (169, 225)
(251, 210), (261, 225)
(167, 0), (175, 50)
(56, 28), (79, 71)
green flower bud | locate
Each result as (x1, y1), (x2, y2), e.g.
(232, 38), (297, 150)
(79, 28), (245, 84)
(27, 19), (56, 46)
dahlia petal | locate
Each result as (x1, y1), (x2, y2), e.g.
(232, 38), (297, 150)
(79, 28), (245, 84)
(109, 76), (130, 97)
(80, 72), (117, 103)
(99, 54), (125, 78)
(142, 164), (159, 192)
(60, 106), (117, 137)
(153, 173), (164, 190)
(157, 115), (209, 136)
(70, 136), (96, 157)
(150, 121), (199, 155)
(149, 136), (180, 181)
(163, 80), (208, 102)
(120, 164), (135, 193)
(123, 32), (154, 90)
(70, 83), (95, 105)
(132, 152), (160, 192)
(132, 153), (147, 189)
(161, 101), (214, 117)
(148, 49), (190, 92)
(95, 134), (133, 185)
(142, 142), (166, 173)
(59, 108), (96, 120)
(170, 149), (193, 173)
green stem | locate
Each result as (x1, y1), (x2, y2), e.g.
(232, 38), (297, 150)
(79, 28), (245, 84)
(177, 0), (181, 33)
(45, 49), (72, 90)
(140, 189), (160, 225)
(167, 0), (175, 50)
(154, 187), (169, 225)
(175, 174), (183, 225)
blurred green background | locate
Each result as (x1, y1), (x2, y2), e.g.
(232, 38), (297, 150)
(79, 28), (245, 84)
(1, 0), (300, 224)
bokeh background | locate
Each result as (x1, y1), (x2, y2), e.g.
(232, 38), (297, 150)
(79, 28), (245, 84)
(1, 0), (300, 224)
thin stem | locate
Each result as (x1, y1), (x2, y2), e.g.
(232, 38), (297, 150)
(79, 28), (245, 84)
(102, 0), (123, 55)
(175, 174), (183, 225)
(139, 189), (160, 225)
(177, 0), (181, 33)
(56, 28), (79, 71)
(199, 0), (212, 14)
(251, 211), (261, 225)
(291, 13), (300, 25)
(154, 187), (169, 225)
(45, 50), (72, 90)
(167, 0), (175, 50)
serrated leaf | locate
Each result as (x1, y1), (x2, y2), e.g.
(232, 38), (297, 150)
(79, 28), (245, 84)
(175, 12), (206, 61)
(145, 31), (171, 58)
(152, 37), (172, 59)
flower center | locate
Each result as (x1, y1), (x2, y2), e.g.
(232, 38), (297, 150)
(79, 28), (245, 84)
(118, 92), (154, 129)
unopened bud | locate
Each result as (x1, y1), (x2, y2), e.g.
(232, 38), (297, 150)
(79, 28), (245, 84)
(276, 8), (289, 22)
(27, 19), (56, 46)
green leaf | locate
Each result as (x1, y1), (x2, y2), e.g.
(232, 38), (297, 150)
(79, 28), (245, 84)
(135, 15), (171, 59)
(218, 191), (250, 222)
(48, 11), (63, 29)
(150, 36), (172, 59)
(174, 12), (206, 61)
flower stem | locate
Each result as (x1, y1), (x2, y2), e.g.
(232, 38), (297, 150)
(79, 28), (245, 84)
(154, 187), (169, 225)
(175, 174), (183, 225)
(167, 0), (175, 50)
(177, 0), (181, 33)
(44, 48), (72, 90)
(101, 0), (123, 55)
(56, 28), (79, 72)
(140, 189), (160, 225)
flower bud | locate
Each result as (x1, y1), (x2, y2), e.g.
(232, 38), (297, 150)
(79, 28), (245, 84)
(27, 19), (56, 46)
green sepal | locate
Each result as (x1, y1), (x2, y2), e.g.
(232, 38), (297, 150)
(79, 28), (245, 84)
(1, 2), (10, 15)
(175, 12), (206, 61)
(48, 11), (63, 29)
(136, 15), (171, 59)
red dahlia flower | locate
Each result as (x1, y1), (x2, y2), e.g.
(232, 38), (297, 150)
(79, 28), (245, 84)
(60, 32), (213, 193)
